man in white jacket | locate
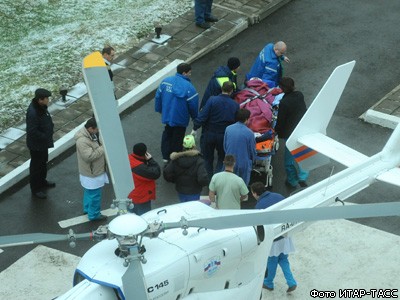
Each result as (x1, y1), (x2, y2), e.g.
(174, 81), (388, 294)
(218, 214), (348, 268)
(251, 181), (297, 293)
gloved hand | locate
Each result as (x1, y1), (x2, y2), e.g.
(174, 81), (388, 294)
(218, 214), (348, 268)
(191, 129), (197, 137)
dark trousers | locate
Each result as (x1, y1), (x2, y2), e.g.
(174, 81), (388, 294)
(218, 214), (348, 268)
(200, 131), (225, 179)
(194, 0), (213, 24)
(161, 125), (186, 160)
(129, 201), (152, 216)
(29, 149), (48, 193)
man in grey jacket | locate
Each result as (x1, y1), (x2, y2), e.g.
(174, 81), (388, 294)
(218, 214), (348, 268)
(74, 118), (108, 221)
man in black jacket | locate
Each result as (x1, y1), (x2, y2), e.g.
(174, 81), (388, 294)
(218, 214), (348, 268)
(102, 46), (115, 82)
(163, 135), (209, 202)
(102, 46), (117, 99)
(275, 77), (309, 188)
(26, 88), (55, 199)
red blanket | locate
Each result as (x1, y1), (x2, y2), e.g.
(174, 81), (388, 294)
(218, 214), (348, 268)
(234, 79), (281, 133)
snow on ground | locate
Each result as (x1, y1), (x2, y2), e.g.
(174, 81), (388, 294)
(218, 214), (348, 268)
(0, 0), (192, 132)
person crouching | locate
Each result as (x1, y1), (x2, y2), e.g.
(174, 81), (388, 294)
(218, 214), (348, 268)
(128, 143), (161, 215)
(163, 135), (209, 202)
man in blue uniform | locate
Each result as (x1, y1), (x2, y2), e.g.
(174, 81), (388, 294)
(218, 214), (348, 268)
(224, 108), (256, 185)
(193, 81), (239, 179)
(200, 57), (241, 109)
(155, 63), (199, 162)
(246, 41), (290, 88)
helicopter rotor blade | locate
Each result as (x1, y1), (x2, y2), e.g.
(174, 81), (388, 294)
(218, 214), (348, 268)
(122, 247), (149, 300)
(0, 232), (92, 248)
(82, 51), (134, 202)
(164, 202), (400, 231)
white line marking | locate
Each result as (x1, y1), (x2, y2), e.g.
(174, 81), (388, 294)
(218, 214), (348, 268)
(58, 208), (118, 228)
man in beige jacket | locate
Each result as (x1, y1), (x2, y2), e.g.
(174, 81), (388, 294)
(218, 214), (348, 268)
(74, 118), (108, 221)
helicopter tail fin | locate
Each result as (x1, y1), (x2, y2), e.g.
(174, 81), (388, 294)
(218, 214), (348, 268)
(286, 61), (357, 170)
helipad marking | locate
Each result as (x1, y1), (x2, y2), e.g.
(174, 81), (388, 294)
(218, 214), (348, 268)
(58, 208), (117, 228)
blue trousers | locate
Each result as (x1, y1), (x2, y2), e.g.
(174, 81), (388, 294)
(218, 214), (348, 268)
(194, 0), (213, 24)
(200, 132), (225, 180)
(178, 193), (200, 202)
(284, 146), (308, 187)
(264, 253), (297, 289)
(83, 187), (102, 220)
(234, 160), (252, 186)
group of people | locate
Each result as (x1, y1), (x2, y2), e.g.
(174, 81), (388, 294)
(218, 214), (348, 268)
(26, 40), (305, 292)
(155, 40), (308, 198)
(154, 60), (254, 208)
(153, 41), (308, 293)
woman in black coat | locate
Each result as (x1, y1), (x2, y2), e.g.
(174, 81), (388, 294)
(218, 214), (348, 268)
(163, 135), (209, 202)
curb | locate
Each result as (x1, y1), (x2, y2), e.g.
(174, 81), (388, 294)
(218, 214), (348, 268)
(0, 60), (182, 195)
(361, 110), (400, 130)
(360, 84), (400, 129)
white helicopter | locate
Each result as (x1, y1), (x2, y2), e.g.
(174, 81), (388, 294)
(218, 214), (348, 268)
(0, 53), (399, 300)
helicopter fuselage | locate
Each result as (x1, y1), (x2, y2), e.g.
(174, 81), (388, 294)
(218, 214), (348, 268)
(58, 202), (273, 300)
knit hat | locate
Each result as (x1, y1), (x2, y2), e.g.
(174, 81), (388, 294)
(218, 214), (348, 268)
(133, 143), (147, 156)
(227, 57), (241, 70)
(182, 135), (195, 149)
(34, 88), (52, 99)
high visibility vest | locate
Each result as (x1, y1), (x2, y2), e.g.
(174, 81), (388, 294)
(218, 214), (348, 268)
(216, 73), (237, 90)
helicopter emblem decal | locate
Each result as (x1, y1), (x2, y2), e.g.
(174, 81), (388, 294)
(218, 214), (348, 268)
(204, 256), (221, 277)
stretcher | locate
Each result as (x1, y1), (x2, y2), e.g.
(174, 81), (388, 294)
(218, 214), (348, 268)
(234, 78), (281, 186)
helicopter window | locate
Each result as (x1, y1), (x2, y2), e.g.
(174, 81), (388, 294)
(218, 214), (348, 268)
(113, 288), (122, 300)
(189, 288), (194, 294)
(176, 295), (181, 300)
(73, 271), (86, 286)
(224, 281), (230, 289)
(255, 226), (265, 243)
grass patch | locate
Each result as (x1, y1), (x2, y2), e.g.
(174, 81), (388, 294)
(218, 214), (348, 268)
(0, 0), (192, 132)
